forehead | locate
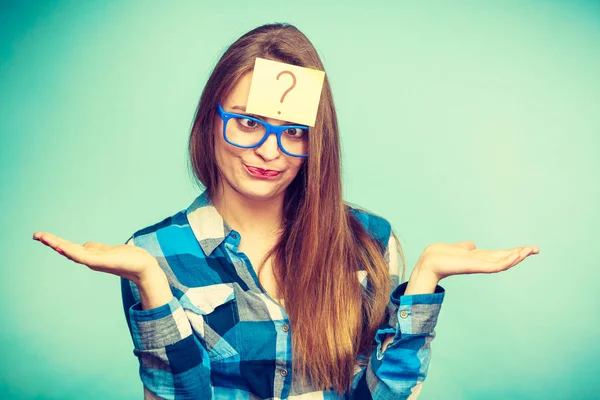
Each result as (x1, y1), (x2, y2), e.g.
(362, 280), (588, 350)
(223, 71), (253, 107)
(223, 71), (294, 125)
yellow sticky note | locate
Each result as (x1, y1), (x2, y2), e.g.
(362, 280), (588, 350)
(246, 58), (325, 127)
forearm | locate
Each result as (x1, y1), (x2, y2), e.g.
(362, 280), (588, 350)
(356, 278), (444, 398)
(380, 265), (440, 352)
(377, 261), (441, 351)
(352, 218), (446, 397)
(121, 277), (214, 399)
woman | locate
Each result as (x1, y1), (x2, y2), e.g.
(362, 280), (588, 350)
(32, 23), (539, 399)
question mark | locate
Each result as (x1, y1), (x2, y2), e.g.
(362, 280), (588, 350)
(276, 70), (296, 115)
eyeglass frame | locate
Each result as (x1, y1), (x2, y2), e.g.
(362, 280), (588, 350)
(216, 103), (309, 158)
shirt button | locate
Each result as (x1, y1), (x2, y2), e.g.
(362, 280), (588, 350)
(280, 368), (288, 377)
(400, 310), (409, 319)
(231, 234), (237, 239)
(282, 324), (289, 332)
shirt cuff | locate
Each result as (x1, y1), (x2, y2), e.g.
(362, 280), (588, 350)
(128, 296), (193, 350)
(391, 281), (445, 336)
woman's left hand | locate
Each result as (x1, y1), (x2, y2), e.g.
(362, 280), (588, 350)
(419, 241), (540, 281)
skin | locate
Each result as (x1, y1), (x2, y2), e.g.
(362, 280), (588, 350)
(31, 71), (540, 338)
(215, 71), (305, 203)
(210, 70), (308, 300)
(210, 70), (305, 238)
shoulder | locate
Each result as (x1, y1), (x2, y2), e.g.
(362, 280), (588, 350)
(124, 209), (189, 256)
(347, 205), (392, 250)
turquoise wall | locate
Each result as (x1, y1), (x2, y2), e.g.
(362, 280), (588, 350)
(2, 1), (599, 399)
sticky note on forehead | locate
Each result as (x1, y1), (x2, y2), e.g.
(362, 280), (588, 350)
(245, 58), (325, 127)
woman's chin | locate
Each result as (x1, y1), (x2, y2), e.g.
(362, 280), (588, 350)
(237, 182), (283, 201)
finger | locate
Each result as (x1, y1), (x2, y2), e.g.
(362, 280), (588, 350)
(35, 233), (109, 253)
(33, 232), (70, 252)
(485, 246), (535, 259)
(33, 231), (50, 245)
(34, 232), (103, 266)
(491, 247), (536, 273)
(454, 241), (476, 250)
(53, 240), (105, 267)
(503, 248), (533, 269)
(504, 251), (524, 270)
(511, 245), (539, 255)
(479, 252), (517, 274)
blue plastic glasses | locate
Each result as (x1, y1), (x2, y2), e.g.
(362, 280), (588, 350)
(216, 104), (309, 158)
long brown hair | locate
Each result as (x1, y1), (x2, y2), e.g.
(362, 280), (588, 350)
(188, 23), (406, 394)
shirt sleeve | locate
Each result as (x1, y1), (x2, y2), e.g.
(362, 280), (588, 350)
(120, 238), (214, 399)
(351, 230), (445, 399)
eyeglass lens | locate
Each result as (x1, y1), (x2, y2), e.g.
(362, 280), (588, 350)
(225, 117), (308, 156)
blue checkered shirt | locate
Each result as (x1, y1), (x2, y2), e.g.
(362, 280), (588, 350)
(121, 190), (445, 399)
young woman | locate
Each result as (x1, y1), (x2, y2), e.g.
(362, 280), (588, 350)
(32, 23), (539, 399)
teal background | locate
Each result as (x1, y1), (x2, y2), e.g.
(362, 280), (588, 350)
(2, 1), (599, 399)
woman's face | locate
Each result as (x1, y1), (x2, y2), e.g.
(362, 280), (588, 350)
(213, 70), (306, 202)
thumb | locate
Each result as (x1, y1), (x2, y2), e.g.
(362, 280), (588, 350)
(454, 240), (476, 250)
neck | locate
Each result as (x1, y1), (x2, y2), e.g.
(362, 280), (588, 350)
(211, 183), (285, 238)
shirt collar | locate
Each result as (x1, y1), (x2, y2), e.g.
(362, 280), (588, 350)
(185, 189), (232, 256)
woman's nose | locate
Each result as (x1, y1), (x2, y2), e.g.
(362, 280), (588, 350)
(255, 132), (281, 160)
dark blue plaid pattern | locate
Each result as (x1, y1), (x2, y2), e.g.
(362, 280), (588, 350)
(121, 190), (445, 399)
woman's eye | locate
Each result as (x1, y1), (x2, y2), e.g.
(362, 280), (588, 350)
(284, 128), (307, 138)
(240, 118), (258, 128)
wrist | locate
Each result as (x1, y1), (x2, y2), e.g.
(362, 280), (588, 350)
(404, 261), (440, 295)
(132, 264), (164, 288)
(133, 266), (172, 310)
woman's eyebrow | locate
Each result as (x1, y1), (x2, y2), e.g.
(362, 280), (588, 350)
(230, 104), (299, 126)
(230, 105), (260, 118)
(231, 105), (260, 118)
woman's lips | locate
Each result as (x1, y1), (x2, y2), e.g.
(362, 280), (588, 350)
(245, 165), (281, 178)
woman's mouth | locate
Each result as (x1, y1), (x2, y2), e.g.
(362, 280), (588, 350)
(244, 164), (281, 179)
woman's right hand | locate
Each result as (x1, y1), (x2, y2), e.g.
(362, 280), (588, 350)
(32, 231), (161, 286)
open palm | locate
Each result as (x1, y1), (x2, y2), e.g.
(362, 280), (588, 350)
(421, 241), (540, 280)
(32, 231), (159, 284)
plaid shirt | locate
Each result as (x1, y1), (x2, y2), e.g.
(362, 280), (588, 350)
(121, 190), (445, 399)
